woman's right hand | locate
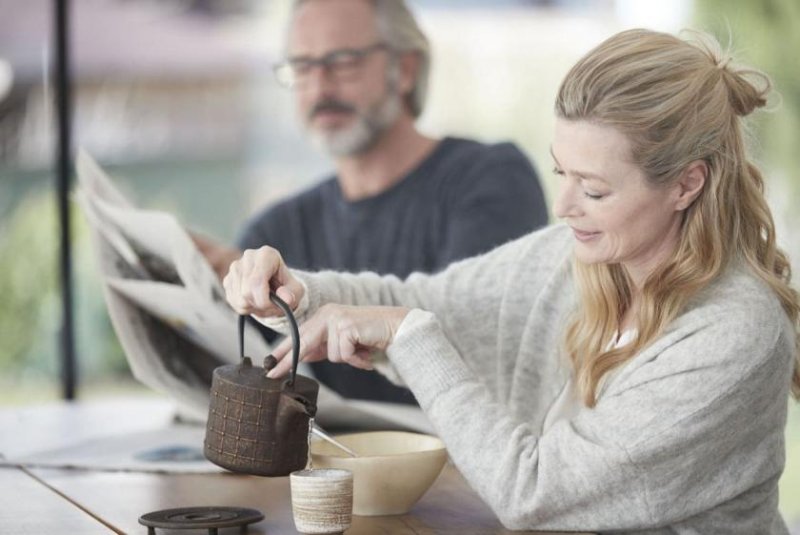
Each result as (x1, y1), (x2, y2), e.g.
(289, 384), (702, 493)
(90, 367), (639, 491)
(222, 246), (304, 318)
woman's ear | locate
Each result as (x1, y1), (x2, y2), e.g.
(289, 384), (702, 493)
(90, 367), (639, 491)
(675, 160), (707, 211)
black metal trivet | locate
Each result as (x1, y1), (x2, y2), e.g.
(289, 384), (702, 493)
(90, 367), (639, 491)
(138, 506), (264, 534)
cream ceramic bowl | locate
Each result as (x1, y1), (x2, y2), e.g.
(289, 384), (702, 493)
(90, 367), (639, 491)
(309, 431), (447, 516)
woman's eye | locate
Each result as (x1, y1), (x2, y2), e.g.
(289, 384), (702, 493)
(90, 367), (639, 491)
(584, 192), (606, 200)
(552, 167), (564, 176)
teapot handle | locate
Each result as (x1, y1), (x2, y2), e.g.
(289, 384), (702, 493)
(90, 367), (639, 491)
(238, 291), (302, 386)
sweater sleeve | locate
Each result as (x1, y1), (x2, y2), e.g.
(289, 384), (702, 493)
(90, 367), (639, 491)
(385, 301), (793, 531)
(294, 225), (571, 377)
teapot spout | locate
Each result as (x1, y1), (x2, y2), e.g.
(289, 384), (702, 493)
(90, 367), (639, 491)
(279, 390), (317, 418)
(271, 390), (317, 471)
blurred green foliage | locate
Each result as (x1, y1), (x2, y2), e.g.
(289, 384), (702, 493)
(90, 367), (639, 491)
(0, 191), (59, 376)
(0, 159), (243, 403)
(0, 186), (131, 398)
(696, 0), (800, 193)
(785, 402), (800, 522)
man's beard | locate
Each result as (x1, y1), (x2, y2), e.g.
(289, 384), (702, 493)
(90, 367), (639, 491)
(307, 82), (403, 157)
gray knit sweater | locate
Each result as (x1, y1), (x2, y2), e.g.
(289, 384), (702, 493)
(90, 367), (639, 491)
(289, 224), (794, 533)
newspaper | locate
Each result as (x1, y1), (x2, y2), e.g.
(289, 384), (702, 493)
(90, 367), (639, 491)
(76, 150), (433, 433)
(0, 426), (223, 474)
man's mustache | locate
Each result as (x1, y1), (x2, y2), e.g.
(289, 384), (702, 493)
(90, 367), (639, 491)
(309, 100), (356, 120)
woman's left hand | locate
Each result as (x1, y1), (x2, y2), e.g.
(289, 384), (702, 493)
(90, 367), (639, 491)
(266, 304), (411, 378)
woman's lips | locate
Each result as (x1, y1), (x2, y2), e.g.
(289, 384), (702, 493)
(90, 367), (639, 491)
(571, 228), (601, 242)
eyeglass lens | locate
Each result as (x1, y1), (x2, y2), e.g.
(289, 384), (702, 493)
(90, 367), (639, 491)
(275, 43), (387, 88)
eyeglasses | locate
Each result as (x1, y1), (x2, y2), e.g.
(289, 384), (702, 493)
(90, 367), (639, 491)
(273, 42), (389, 89)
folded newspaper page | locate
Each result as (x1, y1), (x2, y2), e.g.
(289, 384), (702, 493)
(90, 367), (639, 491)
(76, 150), (432, 433)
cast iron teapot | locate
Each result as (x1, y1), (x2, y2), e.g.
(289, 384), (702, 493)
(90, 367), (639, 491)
(204, 293), (319, 476)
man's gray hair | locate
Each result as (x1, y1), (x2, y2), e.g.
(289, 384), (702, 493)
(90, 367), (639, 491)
(291, 0), (431, 117)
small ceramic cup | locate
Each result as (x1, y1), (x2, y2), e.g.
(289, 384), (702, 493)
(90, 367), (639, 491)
(290, 468), (353, 534)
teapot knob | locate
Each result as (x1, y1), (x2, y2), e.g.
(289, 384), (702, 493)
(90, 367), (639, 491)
(263, 355), (278, 372)
(237, 292), (301, 386)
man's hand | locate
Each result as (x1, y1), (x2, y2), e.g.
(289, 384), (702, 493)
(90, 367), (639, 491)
(190, 231), (242, 281)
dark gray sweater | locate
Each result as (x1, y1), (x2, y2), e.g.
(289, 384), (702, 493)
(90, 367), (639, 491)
(239, 137), (547, 404)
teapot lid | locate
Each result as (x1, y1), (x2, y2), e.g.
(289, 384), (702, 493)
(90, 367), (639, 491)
(213, 356), (317, 394)
(227, 292), (305, 389)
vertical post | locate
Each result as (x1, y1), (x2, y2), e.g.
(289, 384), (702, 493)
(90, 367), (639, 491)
(54, 0), (77, 400)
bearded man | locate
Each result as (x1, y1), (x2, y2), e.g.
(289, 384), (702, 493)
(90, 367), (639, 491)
(196, 0), (548, 407)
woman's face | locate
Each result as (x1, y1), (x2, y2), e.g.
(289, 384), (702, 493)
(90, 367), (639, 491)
(552, 119), (685, 286)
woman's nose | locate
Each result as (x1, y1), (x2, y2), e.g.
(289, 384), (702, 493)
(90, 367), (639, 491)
(553, 179), (580, 220)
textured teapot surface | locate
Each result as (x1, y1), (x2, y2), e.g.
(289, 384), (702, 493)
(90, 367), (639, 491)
(204, 295), (319, 477)
(204, 358), (319, 477)
(211, 357), (317, 392)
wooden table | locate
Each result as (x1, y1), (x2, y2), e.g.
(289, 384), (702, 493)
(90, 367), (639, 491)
(0, 398), (590, 534)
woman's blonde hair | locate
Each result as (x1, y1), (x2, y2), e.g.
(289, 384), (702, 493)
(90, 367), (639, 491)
(555, 28), (800, 406)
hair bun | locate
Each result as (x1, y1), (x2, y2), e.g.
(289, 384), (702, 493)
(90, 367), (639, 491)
(718, 63), (770, 117)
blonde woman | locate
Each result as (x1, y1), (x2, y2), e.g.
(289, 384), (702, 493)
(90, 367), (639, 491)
(223, 29), (799, 533)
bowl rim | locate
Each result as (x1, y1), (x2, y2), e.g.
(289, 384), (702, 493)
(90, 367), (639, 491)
(310, 430), (446, 460)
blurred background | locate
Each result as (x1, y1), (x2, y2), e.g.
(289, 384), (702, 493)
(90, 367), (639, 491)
(0, 0), (797, 524)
